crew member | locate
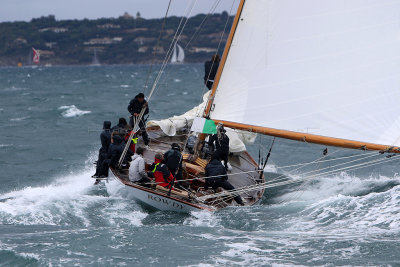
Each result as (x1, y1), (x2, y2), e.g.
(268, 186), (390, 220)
(204, 54), (220, 90)
(204, 155), (244, 205)
(163, 143), (183, 181)
(129, 146), (151, 186)
(208, 123), (230, 170)
(128, 93), (149, 146)
(92, 121), (112, 182)
(124, 130), (138, 157)
(98, 135), (127, 178)
(111, 117), (129, 137)
(149, 153), (175, 189)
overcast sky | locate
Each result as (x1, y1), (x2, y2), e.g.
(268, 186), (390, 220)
(0, 0), (239, 22)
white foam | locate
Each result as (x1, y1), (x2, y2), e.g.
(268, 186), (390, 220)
(10, 116), (30, 122)
(184, 210), (220, 227)
(279, 173), (400, 235)
(174, 78), (181, 82)
(120, 84), (130, 88)
(0, 144), (13, 148)
(58, 105), (91, 118)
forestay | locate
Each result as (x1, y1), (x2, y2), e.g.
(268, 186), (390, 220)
(210, 0), (400, 147)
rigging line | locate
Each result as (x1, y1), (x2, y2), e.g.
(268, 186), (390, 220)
(210, 154), (400, 200)
(141, 169), (261, 185)
(198, 153), (397, 200)
(254, 151), (381, 191)
(119, 1), (198, 166)
(283, 152), (381, 178)
(153, 0), (222, 105)
(275, 150), (378, 169)
(148, 0), (198, 101)
(184, 0), (222, 50)
(142, 0), (172, 95)
(263, 147), (345, 185)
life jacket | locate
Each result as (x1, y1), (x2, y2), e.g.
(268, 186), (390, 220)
(152, 158), (175, 188)
(124, 131), (137, 153)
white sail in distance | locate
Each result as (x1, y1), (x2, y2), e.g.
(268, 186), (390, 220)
(210, 0), (400, 147)
(177, 43), (185, 63)
(171, 43), (185, 63)
(171, 44), (177, 63)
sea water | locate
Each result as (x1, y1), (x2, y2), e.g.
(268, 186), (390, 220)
(0, 64), (399, 266)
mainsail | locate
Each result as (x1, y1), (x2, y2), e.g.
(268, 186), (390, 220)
(208, 0), (400, 151)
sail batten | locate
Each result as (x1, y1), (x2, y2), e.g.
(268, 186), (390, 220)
(209, 0), (400, 148)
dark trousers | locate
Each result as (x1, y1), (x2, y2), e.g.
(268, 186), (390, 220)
(214, 149), (229, 169)
(95, 149), (107, 175)
(211, 180), (243, 205)
(99, 159), (111, 177)
(130, 117), (149, 145)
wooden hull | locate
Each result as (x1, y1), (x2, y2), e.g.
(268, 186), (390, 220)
(105, 127), (265, 213)
(106, 169), (213, 213)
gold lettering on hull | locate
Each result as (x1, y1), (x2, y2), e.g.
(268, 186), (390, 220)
(148, 194), (184, 209)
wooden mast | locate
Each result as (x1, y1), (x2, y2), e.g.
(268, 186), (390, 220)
(214, 119), (400, 153)
(203, 0), (245, 118)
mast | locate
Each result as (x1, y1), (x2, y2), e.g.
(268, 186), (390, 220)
(203, 0), (245, 118)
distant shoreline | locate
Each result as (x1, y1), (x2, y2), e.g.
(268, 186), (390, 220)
(0, 13), (232, 67)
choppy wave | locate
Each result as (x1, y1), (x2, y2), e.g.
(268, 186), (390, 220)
(0, 158), (147, 227)
(58, 105), (91, 118)
(9, 116), (30, 122)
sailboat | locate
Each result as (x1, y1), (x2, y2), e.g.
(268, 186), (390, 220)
(91, 48), (101, 66)
(103, 0), (400, 213)
(171, 43), (185, 64)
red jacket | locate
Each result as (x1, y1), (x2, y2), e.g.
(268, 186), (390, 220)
(152, 158), (175, 188)
(124, 131), (137, 153)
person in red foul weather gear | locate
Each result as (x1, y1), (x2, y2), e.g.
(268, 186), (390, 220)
(149, 153), (175, 189)
(124, 130), (138, 157)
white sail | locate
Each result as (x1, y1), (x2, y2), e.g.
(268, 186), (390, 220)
(177, 43), (185, 63)
(210, 0), (400, 147)
(147, 91), (256, 152)
(171, 44), (178, 63)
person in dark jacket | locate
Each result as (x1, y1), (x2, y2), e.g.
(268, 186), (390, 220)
(98, 135), (127, 177)
(164, 143), (183, 181)
(208, 124), (230, 170)
(149, 153), (175, 189)
(127, 93), (149, 145)
(111, 118), (129, 137)
(204, 54), (220, 90)
(204, 155), (244, 205)
(93, 121), (112, 181)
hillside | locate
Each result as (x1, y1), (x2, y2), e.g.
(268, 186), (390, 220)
(0, 12), (233, 66)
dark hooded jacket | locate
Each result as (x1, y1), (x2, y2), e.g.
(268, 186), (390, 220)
(107, 135), (126, 168)
(100, 121), (112, 152)
(208, 133), (229, 153)
(163, 148), (182, 173)
(204, 158), (228, 190)
(204, 60), (220, 82)
(128, 94), (149, 116)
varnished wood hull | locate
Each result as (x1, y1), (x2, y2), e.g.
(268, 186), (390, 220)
(106, 127), (265, 212)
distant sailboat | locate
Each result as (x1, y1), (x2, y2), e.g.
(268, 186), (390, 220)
(32, 48), (40, 64)
(91, 48), (101, 66)
(171, 43), (185, 64)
